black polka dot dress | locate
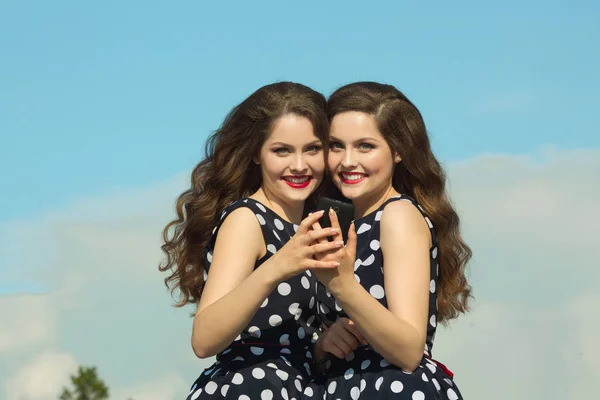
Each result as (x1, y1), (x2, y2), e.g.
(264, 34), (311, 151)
(312, 195), (464, 400)
(186, 198), (321, 400)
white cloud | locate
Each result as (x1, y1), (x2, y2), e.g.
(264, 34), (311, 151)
(0, 148), (598, 399)
(5, 352), (78, 400)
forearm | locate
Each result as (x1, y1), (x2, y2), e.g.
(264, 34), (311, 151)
(333, 280), (425, 372)
(192, 261), (280, 358)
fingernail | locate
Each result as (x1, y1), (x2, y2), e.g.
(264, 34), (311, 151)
(330, 228), (338, 233)
(329, 207), (335, 215)
(335, 241), (344, 246)
(317, 210), (325, 214)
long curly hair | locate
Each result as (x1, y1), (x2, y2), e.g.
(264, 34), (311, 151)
(326, 82), (472, 323)
(160, 82), (328, 307)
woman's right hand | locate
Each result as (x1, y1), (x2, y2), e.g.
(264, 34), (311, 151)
(316, 317), (368, 360)
(269, 210), (344, 281)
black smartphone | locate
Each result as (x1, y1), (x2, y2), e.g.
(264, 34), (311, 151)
(313, 197), (355, 243)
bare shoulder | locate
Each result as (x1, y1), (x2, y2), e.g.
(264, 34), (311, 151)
(214, 205), (264, 256)
(380, 200), (431, 245)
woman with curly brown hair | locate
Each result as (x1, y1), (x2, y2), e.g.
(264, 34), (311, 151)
(309, 82), (472, 399)
(159, 82), (345, 400)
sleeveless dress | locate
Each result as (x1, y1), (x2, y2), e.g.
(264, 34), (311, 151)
(186, 198), (321, 400)
(312, 195), (464, 400)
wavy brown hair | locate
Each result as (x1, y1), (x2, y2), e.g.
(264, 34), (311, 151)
(160, 82), (328, 307)
(327, 82), (472, 323)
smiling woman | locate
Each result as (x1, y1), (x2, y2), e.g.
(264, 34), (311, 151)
(158, 82), (344, 400)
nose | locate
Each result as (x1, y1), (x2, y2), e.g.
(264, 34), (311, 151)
(290, 154), (308, 173)
(341, 149), (358, 169)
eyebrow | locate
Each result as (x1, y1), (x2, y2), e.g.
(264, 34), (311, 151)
(269, 140), (322, 147)
(329, 135), (379, 143)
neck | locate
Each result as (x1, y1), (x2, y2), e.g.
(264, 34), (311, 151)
(251, 188), (305, 224)
(353, 184), (399, 218)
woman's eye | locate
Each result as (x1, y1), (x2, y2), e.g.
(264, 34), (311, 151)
(274, 148), (289, 154)
(329, 142), (343, 150)
(307, 145), (322, 153)
(358, 143), (374, 150)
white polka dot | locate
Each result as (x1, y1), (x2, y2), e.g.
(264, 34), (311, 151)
(280, 334), (290, 345)
(261, 297), (269, 307)
(256, 214), (266, 225)
(390, 381), (403, 393)
(328, 381), (337, 394)
(444, 378), (454, 386)
(430, 314), (437, 327)
(251, 346), (264, 355)
(255, 203), (266, 212)
(356, 223), (372, 234)
(221, 384), (230, 396)
(307, 315), (315, 325)
(325, 287), (331, 297)
(360, 379), (366, 392)
(267, 244), (277, 253)
(273, 230), (281, 240)
(232, 356), (244, 361)
(430, 279), (436, 293)
(447, 388), (459, 400)
(425, 217), (433, 228)
(248, 326), (261, 338)
(375, 376), (384, 391)
(207, 252), (213, 262)
(426, 363), (436, 373)
(306, 270), (312, 277)
(350, 386), (360, 400)
(276, 369), (289, 381)
(280, 348), (291, 354)
(345, 351), (355, 361)
(293, 224), (299, 232)
(335, 300), (342, 311)
(267, 362), (278, 369)
(319, 303), (330, 313)
(422, 372), (429, 381)
(274, 218), (284, 230)
(278, 282), (291, 296)
(190, 388), (202, 400)
(362, 254), (375, 266)
(309, 296), (315, 308)
(344, 368), (354, 379)
(432, 246), (438, 258)
(380, 358), (390, 367)
(203, 269), (208, 280)
(288, 302), (301, 317)
(295, 379), (303, 391)
(298, 327), (306, 339)
(281, 387), (289, 400)
(304, 387), (314, 397)
(269, 315), (282, 327)
(252, 367), (266, 379)
(261, 389), (274, 400)
(301, 276), (310, 289)
(361, 360), (371, 370)
(231, 373), (244, 385)
(204, 381), (218, 395)
(369, 285), (385, 299)
(412, 391), (425, 400)
(203, 367), (214, 376)
(375, 210), (383, 221)
(370, 240), (380, 250)
(432, 378), (441, 391)
(354, 258), (362, 270)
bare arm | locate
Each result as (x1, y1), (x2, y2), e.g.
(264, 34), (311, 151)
(192, 209), (342, 358)
(322, 202), (431, 372)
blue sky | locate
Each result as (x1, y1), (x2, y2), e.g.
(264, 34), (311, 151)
(2, 0), (598, 222)
(1, 2), (599, 399)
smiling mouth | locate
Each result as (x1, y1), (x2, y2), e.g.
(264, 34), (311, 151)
(281, 175), (312, 188)
(339, 172), (367, 184)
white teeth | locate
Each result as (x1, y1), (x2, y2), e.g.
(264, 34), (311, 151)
(341, 173), (365, 181)
(284, 176), (310, 184)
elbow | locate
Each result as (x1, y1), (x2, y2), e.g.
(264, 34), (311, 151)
(191, 333), (215, 359)
(401, 348), (426, 373)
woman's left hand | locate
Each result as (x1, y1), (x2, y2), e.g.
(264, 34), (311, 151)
(311, 209), (358, 294)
